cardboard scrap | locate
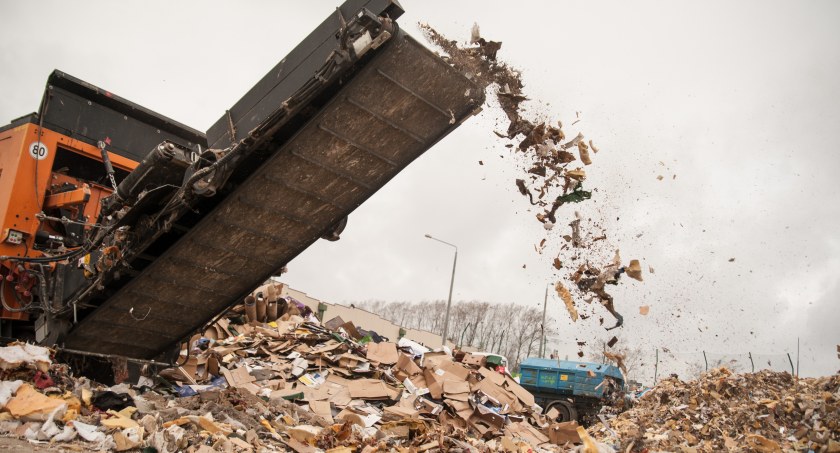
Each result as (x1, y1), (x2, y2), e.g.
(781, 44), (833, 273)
(461, 353), (486, 367)
(221, 366), (256, 388)
(439, 360), (471, 381)
(443, 380), (470, 395)
(348, 379), (399, 400)
(287, 425), (322, 443)
(555, 281), (578, 322)
(423, 369), (443, 400)
(394, 353), (422, 377)
(4, 384), (66, 421)
(366, 342), (399, 365)
(505, 421), (549, 447)
(101, 408), (141, 430)
(547, 421), (581, 445)
(626, 259), (643, 281)
(504, 377), (535, 407)
(477, 367), (505, 387)
(421, 351), (451, 370)
(323, 316), (345, 332)
(339, 322), (363, 340)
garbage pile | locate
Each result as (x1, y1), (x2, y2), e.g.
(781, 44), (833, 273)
(0, 287), (614, 452)
(589, 367), (840, 452)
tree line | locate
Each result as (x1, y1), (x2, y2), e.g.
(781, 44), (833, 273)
(358, 300), (557, 372)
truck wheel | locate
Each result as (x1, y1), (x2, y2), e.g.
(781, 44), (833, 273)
(547, 400), (578, 422)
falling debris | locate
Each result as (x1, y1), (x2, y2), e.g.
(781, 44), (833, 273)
(577, 140), (592, 165)
(625, 259), (643, 281)
(419, 25), (600, 233)
(639, 305), (650, 315)
(603, 351), (627, 377)
(426, 21), (634, 335)
(555, 281), (578, 322)
(729, 257), (736, 262)
(470, 22), (481, 44)
(570, 251), (628, 330)
(606, 337), (619, 348)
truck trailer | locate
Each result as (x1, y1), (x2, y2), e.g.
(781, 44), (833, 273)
(519, 357), (624, 422)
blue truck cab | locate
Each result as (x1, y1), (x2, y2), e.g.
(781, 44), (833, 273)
(519, 357), (624, 422)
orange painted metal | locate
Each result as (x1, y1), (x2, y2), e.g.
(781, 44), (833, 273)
(43, 184), (91, 209)
(0, 123), (138, 319)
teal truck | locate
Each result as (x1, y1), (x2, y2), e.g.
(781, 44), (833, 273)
(518, 358), (624, 422)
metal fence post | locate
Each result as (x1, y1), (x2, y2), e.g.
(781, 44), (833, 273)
(748, 352), (755, 373)
(787, 353), (795, 375)
(654, 349), (659, 384)
(703, 351), (708, 371)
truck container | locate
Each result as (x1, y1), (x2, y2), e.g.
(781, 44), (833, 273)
(519, 357), (624, 422)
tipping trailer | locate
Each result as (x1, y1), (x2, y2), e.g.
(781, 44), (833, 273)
(518, 358), (624, 422)
(0, 0), (484, 360)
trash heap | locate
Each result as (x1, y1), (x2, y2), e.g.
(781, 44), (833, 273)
(0, 291), (612, 452)
(589, 367), (840, 452)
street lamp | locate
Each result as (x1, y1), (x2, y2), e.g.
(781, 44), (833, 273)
(424, 233), (457, 348)
(540, 283), (551, 357)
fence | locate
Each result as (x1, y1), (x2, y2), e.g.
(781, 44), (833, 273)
(631, 350), (796, 386)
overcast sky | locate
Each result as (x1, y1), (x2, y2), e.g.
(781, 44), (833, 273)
(2, 1), (838, 380)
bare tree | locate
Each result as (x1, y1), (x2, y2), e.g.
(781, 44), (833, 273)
(358, 299), (547, 371)
(584, 338), (644, 381)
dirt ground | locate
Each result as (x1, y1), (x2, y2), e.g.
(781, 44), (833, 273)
(0, 436), (79, 452)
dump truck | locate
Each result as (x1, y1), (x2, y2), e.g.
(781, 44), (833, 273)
(518, 357), (624, 422)
(0, 0), (484, 362)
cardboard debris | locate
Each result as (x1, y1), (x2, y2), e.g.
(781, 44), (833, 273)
(556, 281), (578, 321)
(347, 379), (399, 400)
(590, 368), (839, 451)
(625, 259), (643, 281)
(0, 310), (576, 452)
(5, 384), (66, 421)
(548, 421), (581, 444)
(365, 341), (399, 365)
(308, 400), (334, 423)
(220, 365), (256, 388)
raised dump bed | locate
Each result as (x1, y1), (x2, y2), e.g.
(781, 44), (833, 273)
(519, 357), (624, 422)
(62, 4), (484, 358)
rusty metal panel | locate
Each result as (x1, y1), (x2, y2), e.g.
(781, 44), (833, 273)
(63, 30), (484, 358)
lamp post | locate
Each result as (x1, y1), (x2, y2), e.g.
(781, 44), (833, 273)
(540, 283), (550, 357)
(425, 234), (457, 348)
